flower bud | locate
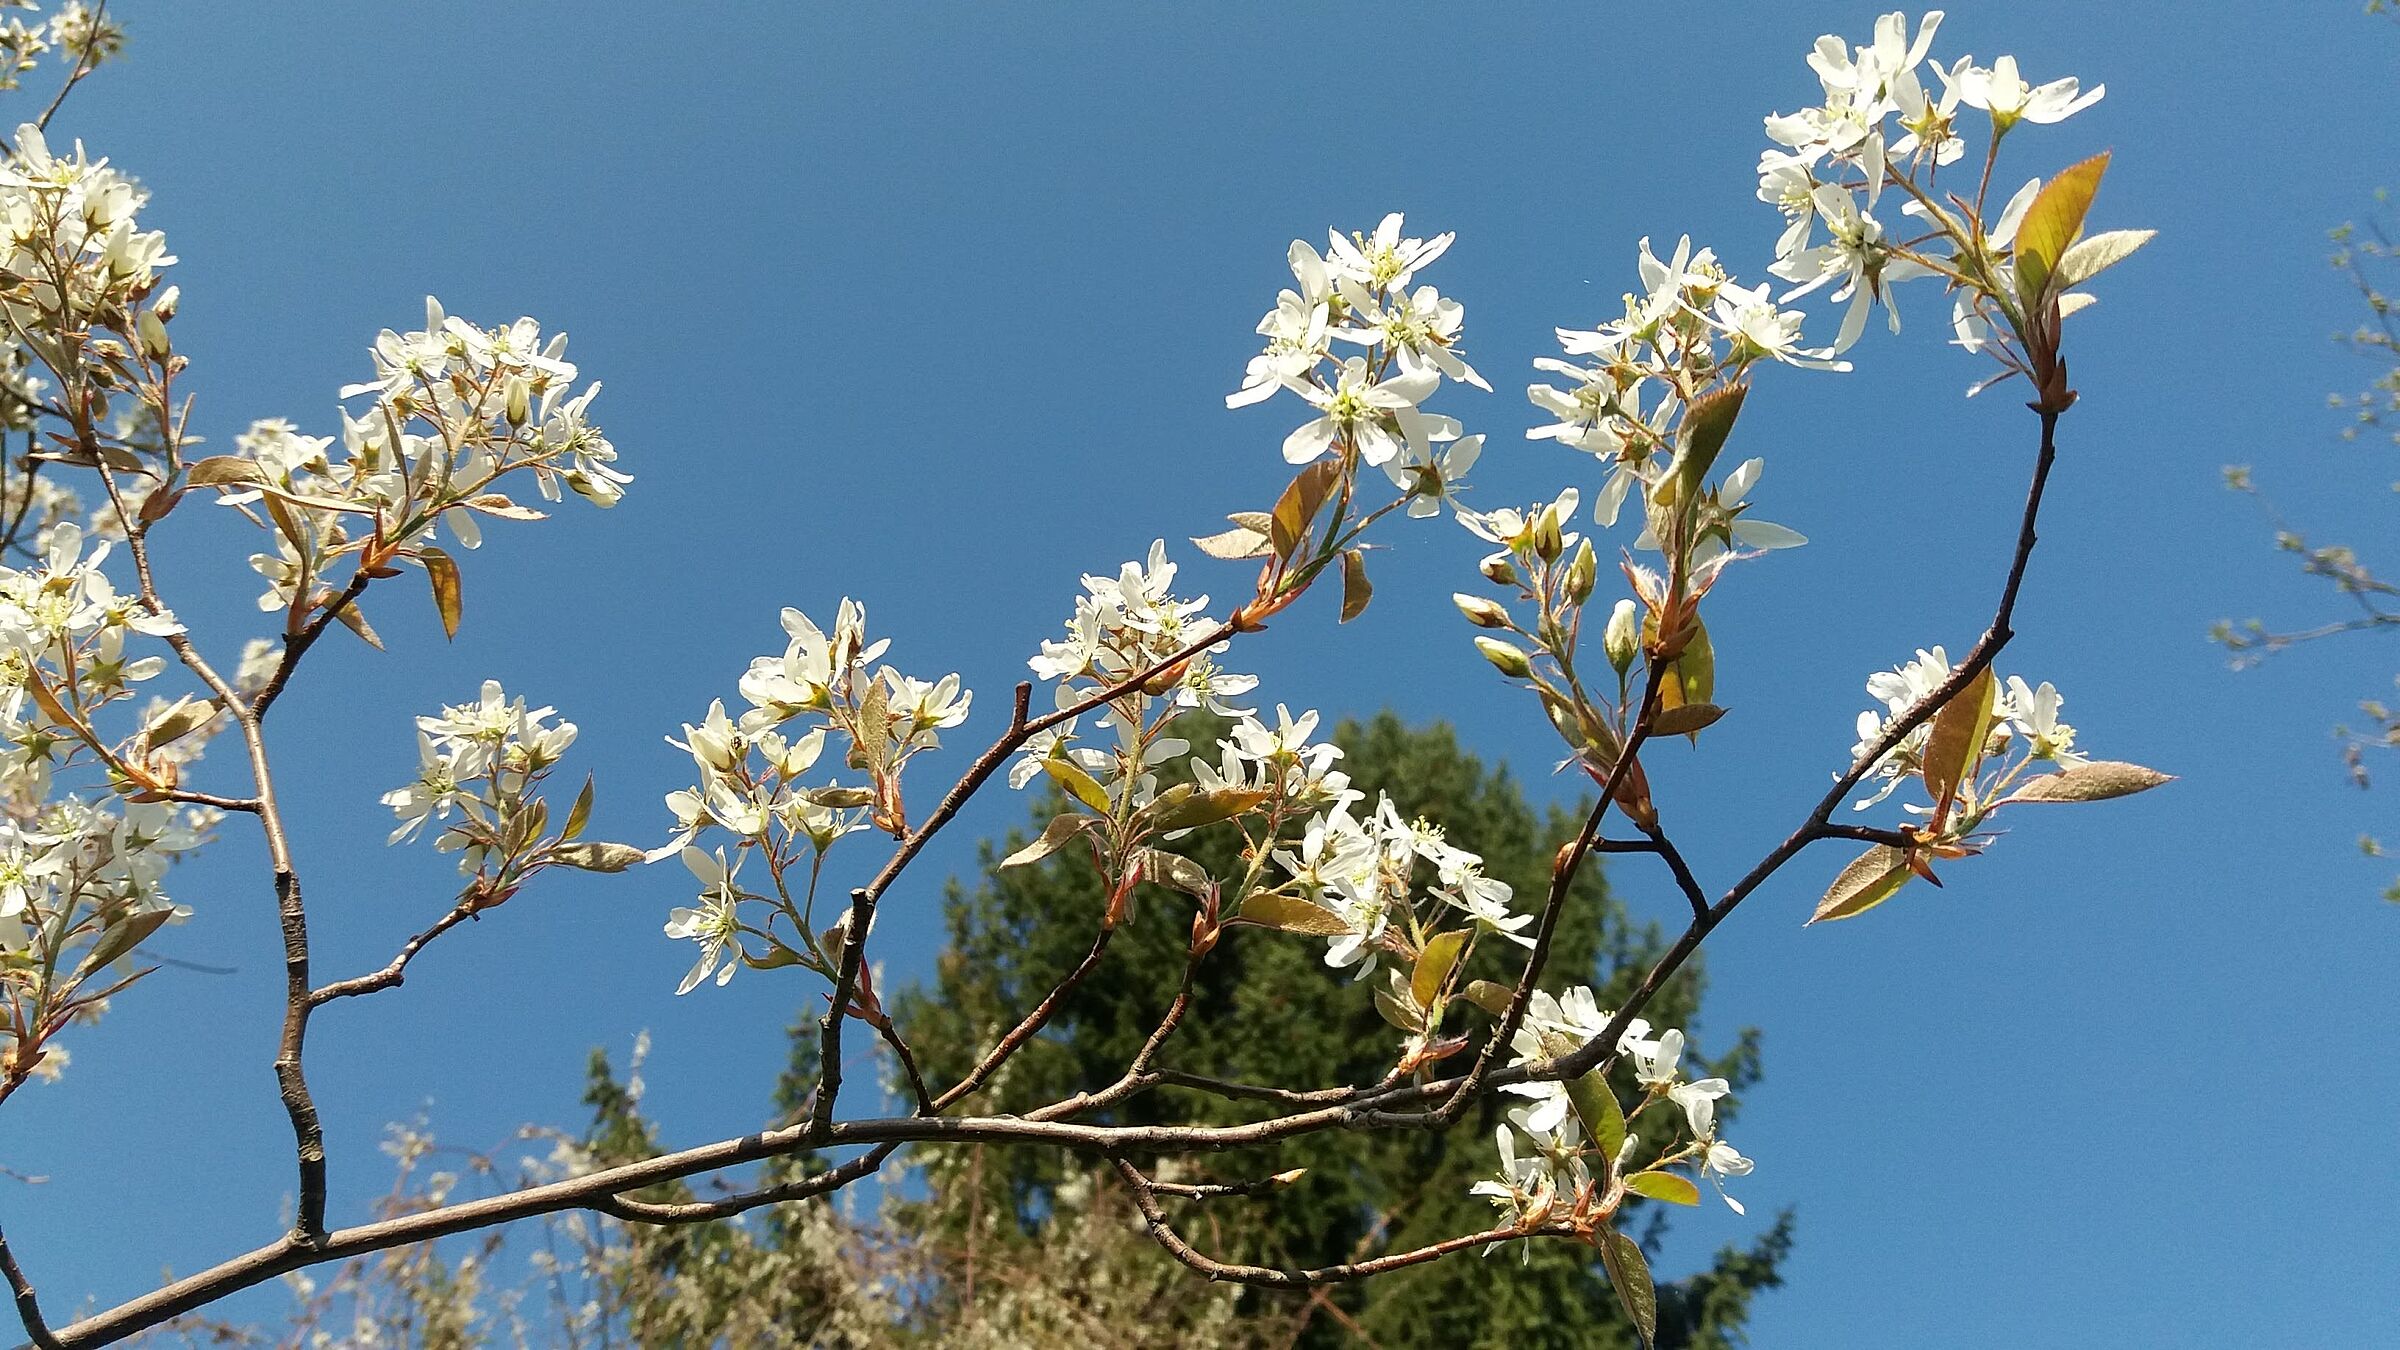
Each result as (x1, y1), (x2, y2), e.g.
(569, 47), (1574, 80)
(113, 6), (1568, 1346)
(1453, 593), (1510, 629)
(1604, 599), (1640, 674)
(1479, 553), (1519, 587)
(1564, 540), (1597, 606)
(151, 285), (179, 321)
(135, 309), (169, 361)
(504, 376), (531, 428)
(1532, 505), (1565, 562)
(1474, 636), (1533, 679)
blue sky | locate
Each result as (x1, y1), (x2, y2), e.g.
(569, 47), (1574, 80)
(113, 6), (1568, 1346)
(5, 2), (2397, 1344)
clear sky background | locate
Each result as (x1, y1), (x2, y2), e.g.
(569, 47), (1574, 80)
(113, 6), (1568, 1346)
(4, 2), (2396, 1345)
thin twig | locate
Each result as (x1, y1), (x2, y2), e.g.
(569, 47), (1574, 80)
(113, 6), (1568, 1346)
(1146, 1172), (1297, 1201)
(1108, 1157), (1536, 1288)
(30, 0), (105, 135)
(933, 923), (1114, 1113)
(1550, 406), (2065, 1086)
(1643, 824), (1710, 921)
(247, 571), (369, 719)
(872, 1020), (934, 1116)
(1029, 944), (1200, 1121)
(1405, 657), (1671, 1128)
(307, 903), (477, 1006)
(593, 1144), (897, 1227)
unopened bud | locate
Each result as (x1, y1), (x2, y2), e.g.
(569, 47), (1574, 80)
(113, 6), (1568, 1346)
(504, 376), (531, 428)
(150, 285), (179, 321)
(1604, 599), (1640, 674)
(1474, 636), (1533, 679)
(1453, 593), (1510, 629)
(1532, 506), (1565, 562)
(136, 309), (170, 361)
(1564, 540), (1597, 605)
(1479, 553), (1520, 587)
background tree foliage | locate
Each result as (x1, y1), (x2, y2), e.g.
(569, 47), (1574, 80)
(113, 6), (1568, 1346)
(886, 711), (1786, 1349)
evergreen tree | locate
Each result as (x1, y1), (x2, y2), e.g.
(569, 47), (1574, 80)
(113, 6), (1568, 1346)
(887, 711), (1789, 1348)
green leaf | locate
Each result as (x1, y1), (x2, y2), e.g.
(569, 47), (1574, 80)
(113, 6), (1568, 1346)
(2055, 228), (2155, 289)
(1372, 982), (1426, 1033)
(1338, 548), (1372, 623)
(2014, 151), (2110, 308)
(550, 841), (647, 873)
(1191, 522), (1273, 560)
(1268, 459), (1342, 561)
(83, 905), (174, 972)
(257, 479), (382, 516)
(743, 938), (808, 971)
(1626, 1170), (1700, 1206)
(1235, 891), (1352, 937)
(261, 494), (309, 554)
(1410, 929), (1469, 1009)
(1568, 1069), (1627, 1160)
(1002, 812), (1096, 869)
(420, 545), (463, 640)
(2003, 760), (2174, 804)
(325, 594), (383, 650)
(1921, 665), (1997, 816)
(852, 678), (895, 775)
(1677, 382), (1748, 497)
(1809, 844), (1915, 925)
(1461, 979), (1516, 1017)
(459, 492), (547, 521)
(562, 773), (595, 843)
(139, 696), (220, 750)
(184, 455), (266, 487)
(1144, 783), (1272, 834)
(1598, 1227), (1658, 1350)
(23, 674), (72, 731)
(512, 797), (550, 852)
(1041, 757), (1114, 814)
(1128, 847), (1212, 900)
(1649, 702), (1725, 738)
(1666, 618), (1715, 712)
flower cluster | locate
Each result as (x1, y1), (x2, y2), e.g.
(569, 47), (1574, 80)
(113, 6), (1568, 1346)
(0, 121), (171, 339)
(193, 297), (628, 641)
(1004, 534), (1529, 1074)
(654, 600), (967, 993)
(1850, 648), (2087, 808)
(1229, 213), (1486, 519)
(1816, 647), (2165, 922)
(0, 793), (208, 1091)
(0, 526), (223, 1094)
(1271, 790), (1529, 977)
(1759, 9), (2139, 388)
(382, 681), (637, 911)
(1524, 233), (1826, 539)
(1474, 985), (1754, 1246)
(1463, 227), (1828, 823)
(1015, 540), (1250, 806)
(0, 116), (184, 489)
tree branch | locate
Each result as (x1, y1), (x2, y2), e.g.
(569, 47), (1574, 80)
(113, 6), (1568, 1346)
(1108, 1157), (1540, 1287)
(1397, 657), (1670, 1129)
(0, 1223), (58, 1350)
(98, 460), (332, 1244)
(932, 923), (1114, 1114)
(306, 902), (478, 1006)
(1551, 405), (2065, 1086)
